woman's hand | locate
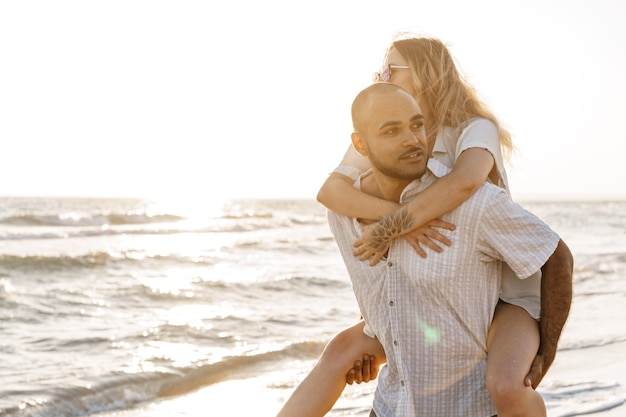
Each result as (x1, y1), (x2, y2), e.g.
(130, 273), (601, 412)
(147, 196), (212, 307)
(353, 222), (391, 266)
(354, 219), (455, 265)
(402, 219), (455, 258)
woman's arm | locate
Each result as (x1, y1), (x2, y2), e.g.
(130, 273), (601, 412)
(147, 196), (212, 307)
(317, 145), (399, 222)
(401, 147), (497, 232)
(353, 147), (496, 264)
(317, 173), (400, 221)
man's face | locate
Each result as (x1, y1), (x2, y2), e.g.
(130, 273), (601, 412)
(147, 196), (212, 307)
(357, 90), (428, 181)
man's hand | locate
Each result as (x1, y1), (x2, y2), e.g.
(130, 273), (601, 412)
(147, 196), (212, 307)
(524, 353), (545, 389)
(346, 354), (379, 384)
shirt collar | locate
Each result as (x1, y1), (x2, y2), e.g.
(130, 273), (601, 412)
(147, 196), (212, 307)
(355, 159), (450, 205)
(427, 158), (451, 178)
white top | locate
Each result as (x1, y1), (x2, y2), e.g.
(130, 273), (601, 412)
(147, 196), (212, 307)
(327, 160), (560, 417)
(432, 118), (509, 190)
(331, 118), (542, 318)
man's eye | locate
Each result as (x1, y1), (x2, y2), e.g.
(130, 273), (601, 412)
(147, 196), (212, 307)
(411, 122), (423, 130)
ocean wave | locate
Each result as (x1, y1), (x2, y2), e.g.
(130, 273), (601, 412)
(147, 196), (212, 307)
(0, 251), (217, 272)
(559, 335), (626, 351)
(1, 341), (325, 417)
(0, 212), (186, 227)
(157, 341), (325, 397)
(222, 211), (274, 220)
(0, 208), (320, 229)
(542, 380), (626, 417)
(0, 218), (303, 241)
(1, 373), (164, 417)
(0, 252), (113, 270)
(0, 278), (12, 298)
(260, 275), (349, 294)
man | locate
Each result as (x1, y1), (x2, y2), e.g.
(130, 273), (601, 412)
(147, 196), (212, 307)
(327, 82), (573, 416)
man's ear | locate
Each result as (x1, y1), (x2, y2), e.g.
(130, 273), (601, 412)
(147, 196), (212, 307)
(351, 132), (368, 156)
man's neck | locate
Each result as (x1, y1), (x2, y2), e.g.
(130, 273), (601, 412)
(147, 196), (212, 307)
(361, 173), (412, 203)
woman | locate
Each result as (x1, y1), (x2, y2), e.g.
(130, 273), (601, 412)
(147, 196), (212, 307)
(278, 35), (547, 417)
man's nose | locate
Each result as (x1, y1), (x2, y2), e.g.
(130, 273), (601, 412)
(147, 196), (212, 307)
(403, 129), (423, 147)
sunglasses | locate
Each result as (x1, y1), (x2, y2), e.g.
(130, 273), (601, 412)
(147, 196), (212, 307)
(373, 64), (411, 82)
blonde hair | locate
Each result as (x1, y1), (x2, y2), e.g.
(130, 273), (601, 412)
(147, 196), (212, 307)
(390, 35), (514, 158)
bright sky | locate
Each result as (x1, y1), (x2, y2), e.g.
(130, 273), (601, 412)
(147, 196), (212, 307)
(1, 0), (625, 202)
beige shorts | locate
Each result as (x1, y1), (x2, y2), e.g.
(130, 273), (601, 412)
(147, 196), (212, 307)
(499, 263), (542, 320)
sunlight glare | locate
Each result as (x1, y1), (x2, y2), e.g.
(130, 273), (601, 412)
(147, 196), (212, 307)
(147, 195), (231, 222)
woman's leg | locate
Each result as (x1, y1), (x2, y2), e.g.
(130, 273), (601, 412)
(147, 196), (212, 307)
(486, 301), (546, 417)
(277, 320), (385, 417)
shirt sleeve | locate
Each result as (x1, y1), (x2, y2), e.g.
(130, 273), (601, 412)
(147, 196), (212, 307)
(456, 118), (510, 191)
(478, 187), (560, 279)
(331, 144), (371, 182)
(362, 322), (377, 339)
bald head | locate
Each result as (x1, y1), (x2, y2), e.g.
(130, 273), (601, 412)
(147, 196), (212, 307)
(351, 83), (416, 133)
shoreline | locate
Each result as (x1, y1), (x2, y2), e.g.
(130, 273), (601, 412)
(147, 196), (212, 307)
(542, 340), (626, 416)
(92, 340), (626, 417)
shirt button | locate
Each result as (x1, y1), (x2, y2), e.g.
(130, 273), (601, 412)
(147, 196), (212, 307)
(401, 380), (405, 386)
(389, 300), (394, 306)
(387, 261), (393, 267)
(393, 340), (398, 346)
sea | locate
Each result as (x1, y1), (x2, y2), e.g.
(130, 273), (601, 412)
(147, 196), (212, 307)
(1, 196), (625, 417)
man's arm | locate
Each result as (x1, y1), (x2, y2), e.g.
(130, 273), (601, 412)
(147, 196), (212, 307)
(526, 238), (574, 388)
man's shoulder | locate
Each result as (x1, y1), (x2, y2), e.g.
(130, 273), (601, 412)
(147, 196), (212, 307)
(466, 182), (511, 205)
(475, 181), (509, 198)
(454, 182), (511, 218)
(327, 209), (361, 237)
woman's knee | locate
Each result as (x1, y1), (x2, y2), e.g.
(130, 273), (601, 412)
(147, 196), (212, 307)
(487, 373), (528, 409)
(317, 324), (367, 372)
